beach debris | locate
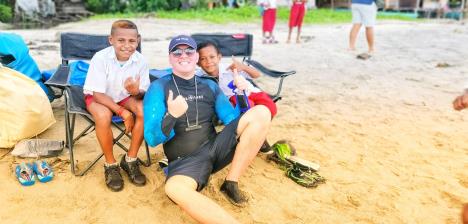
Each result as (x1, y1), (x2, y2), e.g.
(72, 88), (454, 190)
(436, 62), (451, 68)
(356, 53), (372, 60)
(301, 35), (315, 43)
(11, 139), (64, 158)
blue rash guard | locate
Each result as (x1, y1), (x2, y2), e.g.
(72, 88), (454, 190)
(143, 74), (240, 162)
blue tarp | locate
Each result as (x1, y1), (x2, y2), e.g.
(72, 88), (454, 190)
(0, 33), (54, 101)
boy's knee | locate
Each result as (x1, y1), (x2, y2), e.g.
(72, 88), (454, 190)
(134, 102), (143, 118)
(93, 108), (113, 123)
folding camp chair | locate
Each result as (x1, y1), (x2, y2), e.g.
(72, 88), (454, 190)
(191, 33), (296, 102)
(45, 32), (151, 176)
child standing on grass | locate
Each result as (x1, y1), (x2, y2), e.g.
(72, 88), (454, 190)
(197, 41), (277, 118)
(83, 20), (150, 192)
(287, 0), (308, 43)
(258, 0), (278, 44)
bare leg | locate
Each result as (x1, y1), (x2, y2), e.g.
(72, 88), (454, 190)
(296, 26), (302, 43)
(165, 175), (239, 224)
(287, 27), (293, 43)
(349, 23), (362, 51)
(365, 27), (375, 53)
(86, 102), (115, 163)
(226, 105), (271, 181)
(122, 97), (144, 158)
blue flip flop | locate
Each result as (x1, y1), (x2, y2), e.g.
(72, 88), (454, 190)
(15, 162), (35, 186)
(32, 160), (54, 183)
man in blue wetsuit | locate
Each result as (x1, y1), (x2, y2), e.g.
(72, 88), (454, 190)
(144, 35), (271, 223)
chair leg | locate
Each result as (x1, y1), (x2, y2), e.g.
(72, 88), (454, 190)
(66, 110), (105, 176)
(140, 142), (151, 167)
(64, 108), (75, 174)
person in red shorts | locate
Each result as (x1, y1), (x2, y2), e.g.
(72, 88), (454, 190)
(83, 20), (150, 191)
(287, 0), (308, 44)
(258, 0), (278, 44)
(197, 41), (277, 118)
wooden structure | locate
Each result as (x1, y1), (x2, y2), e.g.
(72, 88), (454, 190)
(54, 0), (92, 22)
(14, 0), (91, 25)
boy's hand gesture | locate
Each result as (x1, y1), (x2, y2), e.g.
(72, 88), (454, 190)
(453, 92), (468, 111)
(124, 75), (140, 96)
(232, 68), (249, 91)
(120, 109), (135, 133)
(227, 56), (246, 72)
(167, 90), (188, 118)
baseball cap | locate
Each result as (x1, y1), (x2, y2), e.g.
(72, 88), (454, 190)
(168, 35), (197, 53)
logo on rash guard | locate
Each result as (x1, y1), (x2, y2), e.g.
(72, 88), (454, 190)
(184, 95), (204, 102)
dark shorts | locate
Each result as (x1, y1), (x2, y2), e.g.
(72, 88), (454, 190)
(166, 116), (242, 191)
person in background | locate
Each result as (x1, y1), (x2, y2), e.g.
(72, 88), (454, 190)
(258, 0), (278, 44)
(349, 0), (377, 54)
(287, 0), (308, 44)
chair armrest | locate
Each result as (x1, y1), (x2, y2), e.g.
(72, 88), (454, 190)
(44, 64), (70, 89)
(245, 59), (295, 102)
(65, 85), (91, 117)
(245, 59), (296, 78)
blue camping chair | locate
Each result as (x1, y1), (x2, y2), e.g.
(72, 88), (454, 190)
(45, 32), (151, 176)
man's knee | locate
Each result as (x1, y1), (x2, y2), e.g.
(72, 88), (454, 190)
(238, 106), (271, 133)
(247, 106), (271, 125)
(165, 175), (197, 202)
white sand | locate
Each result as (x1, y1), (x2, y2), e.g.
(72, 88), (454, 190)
(0, 18), (467, 223)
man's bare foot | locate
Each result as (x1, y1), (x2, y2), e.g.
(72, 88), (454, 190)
(296, 38), (301, 44)
(368, 48), (374, 54)
(286, 39), (291, 44)
(348, 47), (356, 51)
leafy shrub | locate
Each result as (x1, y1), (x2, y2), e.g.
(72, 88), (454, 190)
(85, 0), (127, 13)
(0, 4), (12, 23)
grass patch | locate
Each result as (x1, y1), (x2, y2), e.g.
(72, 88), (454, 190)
(90, 6), (417, 24)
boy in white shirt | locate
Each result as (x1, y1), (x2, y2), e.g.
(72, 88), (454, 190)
(197, 41), (277, 118)
(83, 20), (150, 191)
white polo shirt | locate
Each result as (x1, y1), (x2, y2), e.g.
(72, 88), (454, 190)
(83, 46), (150, 102)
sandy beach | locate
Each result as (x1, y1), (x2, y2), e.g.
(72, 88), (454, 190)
(0, 18), (467, 223)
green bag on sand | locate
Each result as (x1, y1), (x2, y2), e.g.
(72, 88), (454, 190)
(268, 141), (326, 188)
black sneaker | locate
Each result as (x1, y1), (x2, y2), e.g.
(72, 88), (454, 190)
(104, 164), (123, 192)
(220, 180), (249, 207)
(259, 140), (272, 154)
(120, 156), (146, 186)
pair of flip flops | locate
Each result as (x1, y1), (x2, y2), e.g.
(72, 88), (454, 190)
(15, 161), (54, 186)
(267, 140), (325, 188)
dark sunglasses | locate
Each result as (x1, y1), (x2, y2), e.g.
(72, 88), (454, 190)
(171, 48), (196, 57)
